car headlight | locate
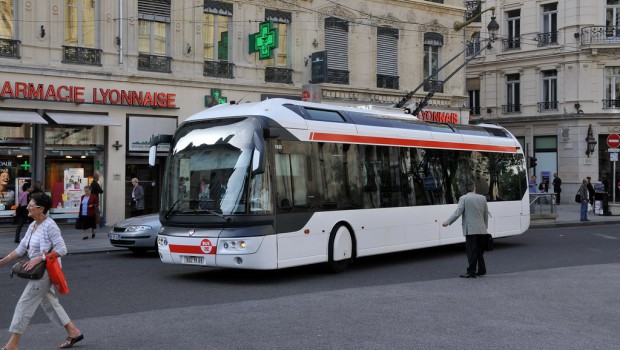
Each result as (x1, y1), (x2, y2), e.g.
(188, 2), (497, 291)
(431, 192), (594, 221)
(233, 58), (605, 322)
(125, 225), (152, 232)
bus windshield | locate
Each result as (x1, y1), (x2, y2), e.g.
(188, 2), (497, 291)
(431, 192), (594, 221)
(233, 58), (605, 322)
(162, 117), (271, 217)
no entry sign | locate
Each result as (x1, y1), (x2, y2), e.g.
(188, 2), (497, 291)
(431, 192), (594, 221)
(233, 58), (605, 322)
(607, 134), (620, 149)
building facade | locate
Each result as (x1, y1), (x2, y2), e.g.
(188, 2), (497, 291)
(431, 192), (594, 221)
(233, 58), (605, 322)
(465, 0), (620, 198)
(0, 0), (469, 225)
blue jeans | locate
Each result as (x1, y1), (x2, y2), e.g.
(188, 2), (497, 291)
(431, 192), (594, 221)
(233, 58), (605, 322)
(580, 201), (588, 221)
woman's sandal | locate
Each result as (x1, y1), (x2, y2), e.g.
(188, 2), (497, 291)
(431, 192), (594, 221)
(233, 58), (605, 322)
(59, 333), (84, 349)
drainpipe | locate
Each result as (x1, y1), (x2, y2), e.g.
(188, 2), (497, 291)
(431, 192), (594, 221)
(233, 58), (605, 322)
(119, 0), (123, 64)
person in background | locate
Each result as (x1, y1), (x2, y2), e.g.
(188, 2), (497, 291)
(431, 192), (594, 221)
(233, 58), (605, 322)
(130, 178), (145, 217)
(579, 178), (590, 222)
(178, 176), (187, 198)
(528, 175), (538, 193)
(0, 169), (15, 209)
(442, 182), (489, 278)
(0, 192), (84, 350)
(77, 186), (99, 239)
(586, 176), (595, 210)
(30, 180), (43, 196)
(89, 172), (104, 227)
(552, 173), (562, 204)
(14, 183), (32, 243)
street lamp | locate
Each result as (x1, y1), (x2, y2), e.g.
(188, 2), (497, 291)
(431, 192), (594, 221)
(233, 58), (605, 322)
(395, 8), (499, 114)
(585, 124), (597, 157)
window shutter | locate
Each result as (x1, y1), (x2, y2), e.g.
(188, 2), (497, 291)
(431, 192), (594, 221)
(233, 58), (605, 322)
(325, 18), (348, 71)
(377, 27), (398, 76)
(138, 0), (171, 22)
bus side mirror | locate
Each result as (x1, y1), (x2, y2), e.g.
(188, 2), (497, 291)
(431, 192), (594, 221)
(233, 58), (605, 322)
(252, 130), (265, 175)
(148, 134), (173, 167)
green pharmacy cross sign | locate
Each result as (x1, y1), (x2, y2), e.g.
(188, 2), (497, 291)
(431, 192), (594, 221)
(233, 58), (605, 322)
(249, 21), (279, 60)
(205, 89), (228, 107)
(20, 161), (30, 171)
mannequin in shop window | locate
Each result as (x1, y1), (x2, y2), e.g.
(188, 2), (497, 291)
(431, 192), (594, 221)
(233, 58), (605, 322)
(0, 169), (15, 210)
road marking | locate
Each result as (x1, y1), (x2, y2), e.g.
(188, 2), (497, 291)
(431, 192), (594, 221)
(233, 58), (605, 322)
(592, 233), (618, 240)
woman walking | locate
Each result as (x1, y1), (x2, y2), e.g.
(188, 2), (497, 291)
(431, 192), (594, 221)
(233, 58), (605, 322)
(0, 192), (84, 349)
(78, 186), (99, 239)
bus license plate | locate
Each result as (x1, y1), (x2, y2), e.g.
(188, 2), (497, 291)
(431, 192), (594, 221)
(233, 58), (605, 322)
(183, 256), (204, 264)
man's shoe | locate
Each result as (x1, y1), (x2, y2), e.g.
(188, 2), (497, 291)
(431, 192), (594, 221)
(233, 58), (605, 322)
(459, 274), (477, 278)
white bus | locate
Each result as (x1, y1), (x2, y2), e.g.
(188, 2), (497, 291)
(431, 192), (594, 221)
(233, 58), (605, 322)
(150, 98), (529, 272)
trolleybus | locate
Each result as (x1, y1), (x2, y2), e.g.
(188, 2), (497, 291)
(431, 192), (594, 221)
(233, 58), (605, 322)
(149, 98), (529, 272)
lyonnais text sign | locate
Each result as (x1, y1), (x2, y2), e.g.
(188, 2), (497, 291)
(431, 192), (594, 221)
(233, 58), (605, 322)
(1, 81), (176, 108)
(417, 110), (460, 124)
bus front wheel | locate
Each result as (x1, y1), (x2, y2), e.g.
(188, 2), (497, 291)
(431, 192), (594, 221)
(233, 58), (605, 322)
(328, 224), (353, 273)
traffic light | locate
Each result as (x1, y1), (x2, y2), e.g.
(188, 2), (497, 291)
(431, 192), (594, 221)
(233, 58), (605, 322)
(529, 156), (537, 168)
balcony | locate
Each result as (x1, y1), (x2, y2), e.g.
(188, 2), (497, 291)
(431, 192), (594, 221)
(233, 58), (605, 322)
(377, 75), (399, 90)
(581, 26), (620, 46)
(464, 1), (482, 22)
(536, 32), (558, 47)
(203, 60), (234, 79)
(603, 99), (620, 109)
(265, 67), (293, 84)
(138, 54), (172, 73)
(501, 38), (521, 51)
(423, 79), (444, 93)
(62, 46), (102, 66)
(326, 69), (349, 85)
(502, 104), (521, 113)
(0, 38), (20, 58)
(537, 101), (558, 112)
(466, 42), (480, 56)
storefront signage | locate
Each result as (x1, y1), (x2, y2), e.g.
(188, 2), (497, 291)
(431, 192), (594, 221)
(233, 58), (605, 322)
(417, 110), (460, 124)
(249, 21), (278, 60)
(1, 81), (177, 108)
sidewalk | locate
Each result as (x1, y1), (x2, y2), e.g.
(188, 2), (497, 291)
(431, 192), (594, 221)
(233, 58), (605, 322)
(0, 202), (618, 255)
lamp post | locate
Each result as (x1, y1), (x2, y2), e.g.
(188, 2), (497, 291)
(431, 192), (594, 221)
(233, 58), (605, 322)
(395, 8), (499, 117)
(585, 124), (597, 157)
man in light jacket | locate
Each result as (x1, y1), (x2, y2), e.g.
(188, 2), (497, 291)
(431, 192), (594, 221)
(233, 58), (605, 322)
(442, 182), (489, 278)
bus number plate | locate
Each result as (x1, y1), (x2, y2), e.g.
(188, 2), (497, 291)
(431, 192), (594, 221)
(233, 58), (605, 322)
(183, 256), (204, 264)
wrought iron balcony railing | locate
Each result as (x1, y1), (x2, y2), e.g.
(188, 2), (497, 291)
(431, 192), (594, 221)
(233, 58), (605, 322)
(603, 99), (620, 109)
(0, 38), (20, 58)
(502, 104), (521, 113)
(377, 74), (399, 90)
(581, 26), (620, 46)
(326, 69), (349, 85)
(138, 54), (172, 73)
(464, 1), (482, 22)
(423, 79), (444, 94)
(466, 42), (481, 56)
(203, 60), (234, 79)
(536, 32), (558, 47)
(537, 101), (558, 112)
(501, 38), (521, 51)
(265, 67), (293, 84)
(62, 46), (102, 66)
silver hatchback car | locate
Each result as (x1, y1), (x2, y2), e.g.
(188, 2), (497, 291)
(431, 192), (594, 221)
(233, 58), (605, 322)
(108, 213), (161, 253)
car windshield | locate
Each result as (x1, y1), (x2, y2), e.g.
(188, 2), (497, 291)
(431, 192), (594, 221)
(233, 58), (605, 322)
(162, 117), (264, 216)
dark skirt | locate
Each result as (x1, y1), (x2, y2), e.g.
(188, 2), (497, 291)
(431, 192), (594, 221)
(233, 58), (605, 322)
(78, 215), (97, 230)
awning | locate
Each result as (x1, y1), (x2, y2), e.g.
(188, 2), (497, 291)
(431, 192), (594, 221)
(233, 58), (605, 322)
(0, 110), (48, 124)
(46, 112), (121, 126)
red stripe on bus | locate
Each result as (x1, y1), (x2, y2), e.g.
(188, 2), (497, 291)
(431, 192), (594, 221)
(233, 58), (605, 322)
(169, 244), (216, 255)
(309, 132), (517, 153)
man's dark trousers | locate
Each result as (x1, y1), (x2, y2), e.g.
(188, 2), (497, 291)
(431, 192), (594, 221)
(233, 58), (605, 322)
(465, 234), (486, 275)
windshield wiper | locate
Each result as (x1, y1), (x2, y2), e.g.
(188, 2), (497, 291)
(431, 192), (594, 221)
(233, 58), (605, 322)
(164, 198), (184, 219)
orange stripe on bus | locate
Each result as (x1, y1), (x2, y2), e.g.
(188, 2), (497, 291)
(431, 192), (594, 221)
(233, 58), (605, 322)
(169, 244), (214, 255)
(310, 132), (517, 153)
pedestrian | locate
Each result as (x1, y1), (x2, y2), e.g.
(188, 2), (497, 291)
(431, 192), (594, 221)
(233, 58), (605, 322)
(528, 175), (538, 193)
(14, 182), (32, 243)
(552, 173), (562, 204)
(77, 186), (99, 239)
(442, 182), (489, 278)
(130, 178), (145, 217)
(89, 172), (104, 227)
(579, 178), (589, 221)
(586, 176), (595, 209)
(30, 180), (43, 195)
(0, 192), (84, 350)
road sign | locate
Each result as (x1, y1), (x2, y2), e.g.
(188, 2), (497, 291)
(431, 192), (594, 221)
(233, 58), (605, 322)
(607, 134), (620, 148)
(609, 148), (620, 153)
(611, 153), (618, 162)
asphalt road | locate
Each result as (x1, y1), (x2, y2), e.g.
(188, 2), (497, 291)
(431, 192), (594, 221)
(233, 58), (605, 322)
(1, 225), (619, 349)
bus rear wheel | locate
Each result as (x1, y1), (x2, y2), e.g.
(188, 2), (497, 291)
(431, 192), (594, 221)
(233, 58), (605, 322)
(327, 224), (353, 273)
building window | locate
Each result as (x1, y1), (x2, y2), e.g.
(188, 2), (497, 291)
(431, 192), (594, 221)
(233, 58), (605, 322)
(64, 0), (96, 48)
(466, 32), (480, 56)
(604, 67), (620, 108)
(539, 3), (558, 46)
(469, 90), (480, 116)
(324, 17), (349, 85)
(503, 9), (520, 51)
(138, 0), (171, 73)
(540, 70), (558, 112)
(203, 1), (233, 79)
(607, 0), (620, 38)
(264, 10), (292, 84)
(504, 73), (521, 113)
(0, 0), (19, 58)
(423, 32), (443, 93)
(376, 26), (399, 89)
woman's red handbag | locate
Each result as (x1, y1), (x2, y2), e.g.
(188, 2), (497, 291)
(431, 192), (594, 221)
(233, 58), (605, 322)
(46, 253), (69, 295)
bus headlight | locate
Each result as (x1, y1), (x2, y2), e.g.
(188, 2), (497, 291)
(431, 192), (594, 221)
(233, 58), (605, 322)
(221, 240), (246, 251)
(157, 237), (168, 246)
(218, 237), (263, 254)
